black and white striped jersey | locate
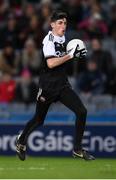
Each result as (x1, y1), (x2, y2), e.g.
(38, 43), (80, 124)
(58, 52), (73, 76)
(43, 31), (66, 59)
(39, 31), (70, 91)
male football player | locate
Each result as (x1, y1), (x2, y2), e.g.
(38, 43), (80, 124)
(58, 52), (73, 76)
(16, 11), (95, 161)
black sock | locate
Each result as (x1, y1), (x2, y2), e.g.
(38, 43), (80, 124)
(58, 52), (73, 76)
(19, 118), (43, 145)
(74, 118), (86, 151)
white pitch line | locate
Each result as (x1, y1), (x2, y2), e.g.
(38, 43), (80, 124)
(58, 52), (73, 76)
(0, 167), (46, 171)
(0, 168), (4, 171)
(29, 167), (45, 170)
(17, 167), (25, 170)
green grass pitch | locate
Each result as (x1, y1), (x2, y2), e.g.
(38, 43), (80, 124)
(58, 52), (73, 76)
(0, 156), (116, 179)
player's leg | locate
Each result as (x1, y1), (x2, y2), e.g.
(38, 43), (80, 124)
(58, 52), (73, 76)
(16, 98), (51, 161)
(18, 101), (50, 145)
(59, 87), (95, 160)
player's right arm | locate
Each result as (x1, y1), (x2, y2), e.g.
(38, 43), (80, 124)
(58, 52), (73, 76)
(47, 54), (73, 69)
(43, 38), (75, 69)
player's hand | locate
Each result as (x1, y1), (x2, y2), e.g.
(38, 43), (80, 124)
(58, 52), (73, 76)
(67, 45), (78, 59)
(75, 48), (87, 59)
(67, 46), (87, 59)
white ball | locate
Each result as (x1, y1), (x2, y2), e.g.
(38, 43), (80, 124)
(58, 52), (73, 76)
(66, 39), (87, 58)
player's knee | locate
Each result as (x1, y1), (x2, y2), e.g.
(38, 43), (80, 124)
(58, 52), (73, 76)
(35, 116), (44, 126)
(82, 106), (87, 116)
(81, 106), (87, 117)
(38, 119), (44, 126)
(76, 106), (87, 118)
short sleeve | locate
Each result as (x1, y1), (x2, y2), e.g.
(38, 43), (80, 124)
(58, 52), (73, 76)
(43, 40), (56, 58)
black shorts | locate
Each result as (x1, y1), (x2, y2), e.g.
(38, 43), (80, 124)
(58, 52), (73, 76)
(37, 85), (69, 104)
(34, 85), (86, 124)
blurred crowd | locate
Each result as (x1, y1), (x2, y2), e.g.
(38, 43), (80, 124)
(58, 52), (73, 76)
(0, 0), (116, 104)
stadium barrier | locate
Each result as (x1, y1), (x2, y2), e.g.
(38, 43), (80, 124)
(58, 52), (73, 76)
(0, 124), (116, 158)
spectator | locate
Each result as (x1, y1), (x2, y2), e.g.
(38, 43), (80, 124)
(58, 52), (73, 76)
(106, 67), (116, 95)
(24, 4), (36, 18)
(78, 1), (108, 39)
(26, 15), (44, 48)
(0, 14), (18, 48)
(109, 4), (116, 40)
(39, 1), (52, 34)
(22, 4), (36, 27)
(0, 0), (8, 29)
(0, 72), (16, 103)
(76, 59), (106, 95)
(0, 42), (20, 75)
(16, 27), (28, 50)
(20, 38), (42, 76)
(15, 4), (37, 49)
(15, 69), (37, 104)
(60, 0), (83, 30)
(9, 0), (23, 18)
(81, 0), (91, 20)
(90, 38), (113, 79)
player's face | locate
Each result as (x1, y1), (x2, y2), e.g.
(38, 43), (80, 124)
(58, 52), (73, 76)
(51, 18), (67, 37)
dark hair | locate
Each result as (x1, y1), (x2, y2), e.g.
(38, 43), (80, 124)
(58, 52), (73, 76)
(50, 11), (67, 22)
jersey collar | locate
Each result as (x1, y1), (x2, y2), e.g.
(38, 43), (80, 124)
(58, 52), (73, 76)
(48, 31), (65, 43)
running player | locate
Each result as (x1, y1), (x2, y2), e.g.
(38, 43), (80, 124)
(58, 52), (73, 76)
(16, 11), (95, 161)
